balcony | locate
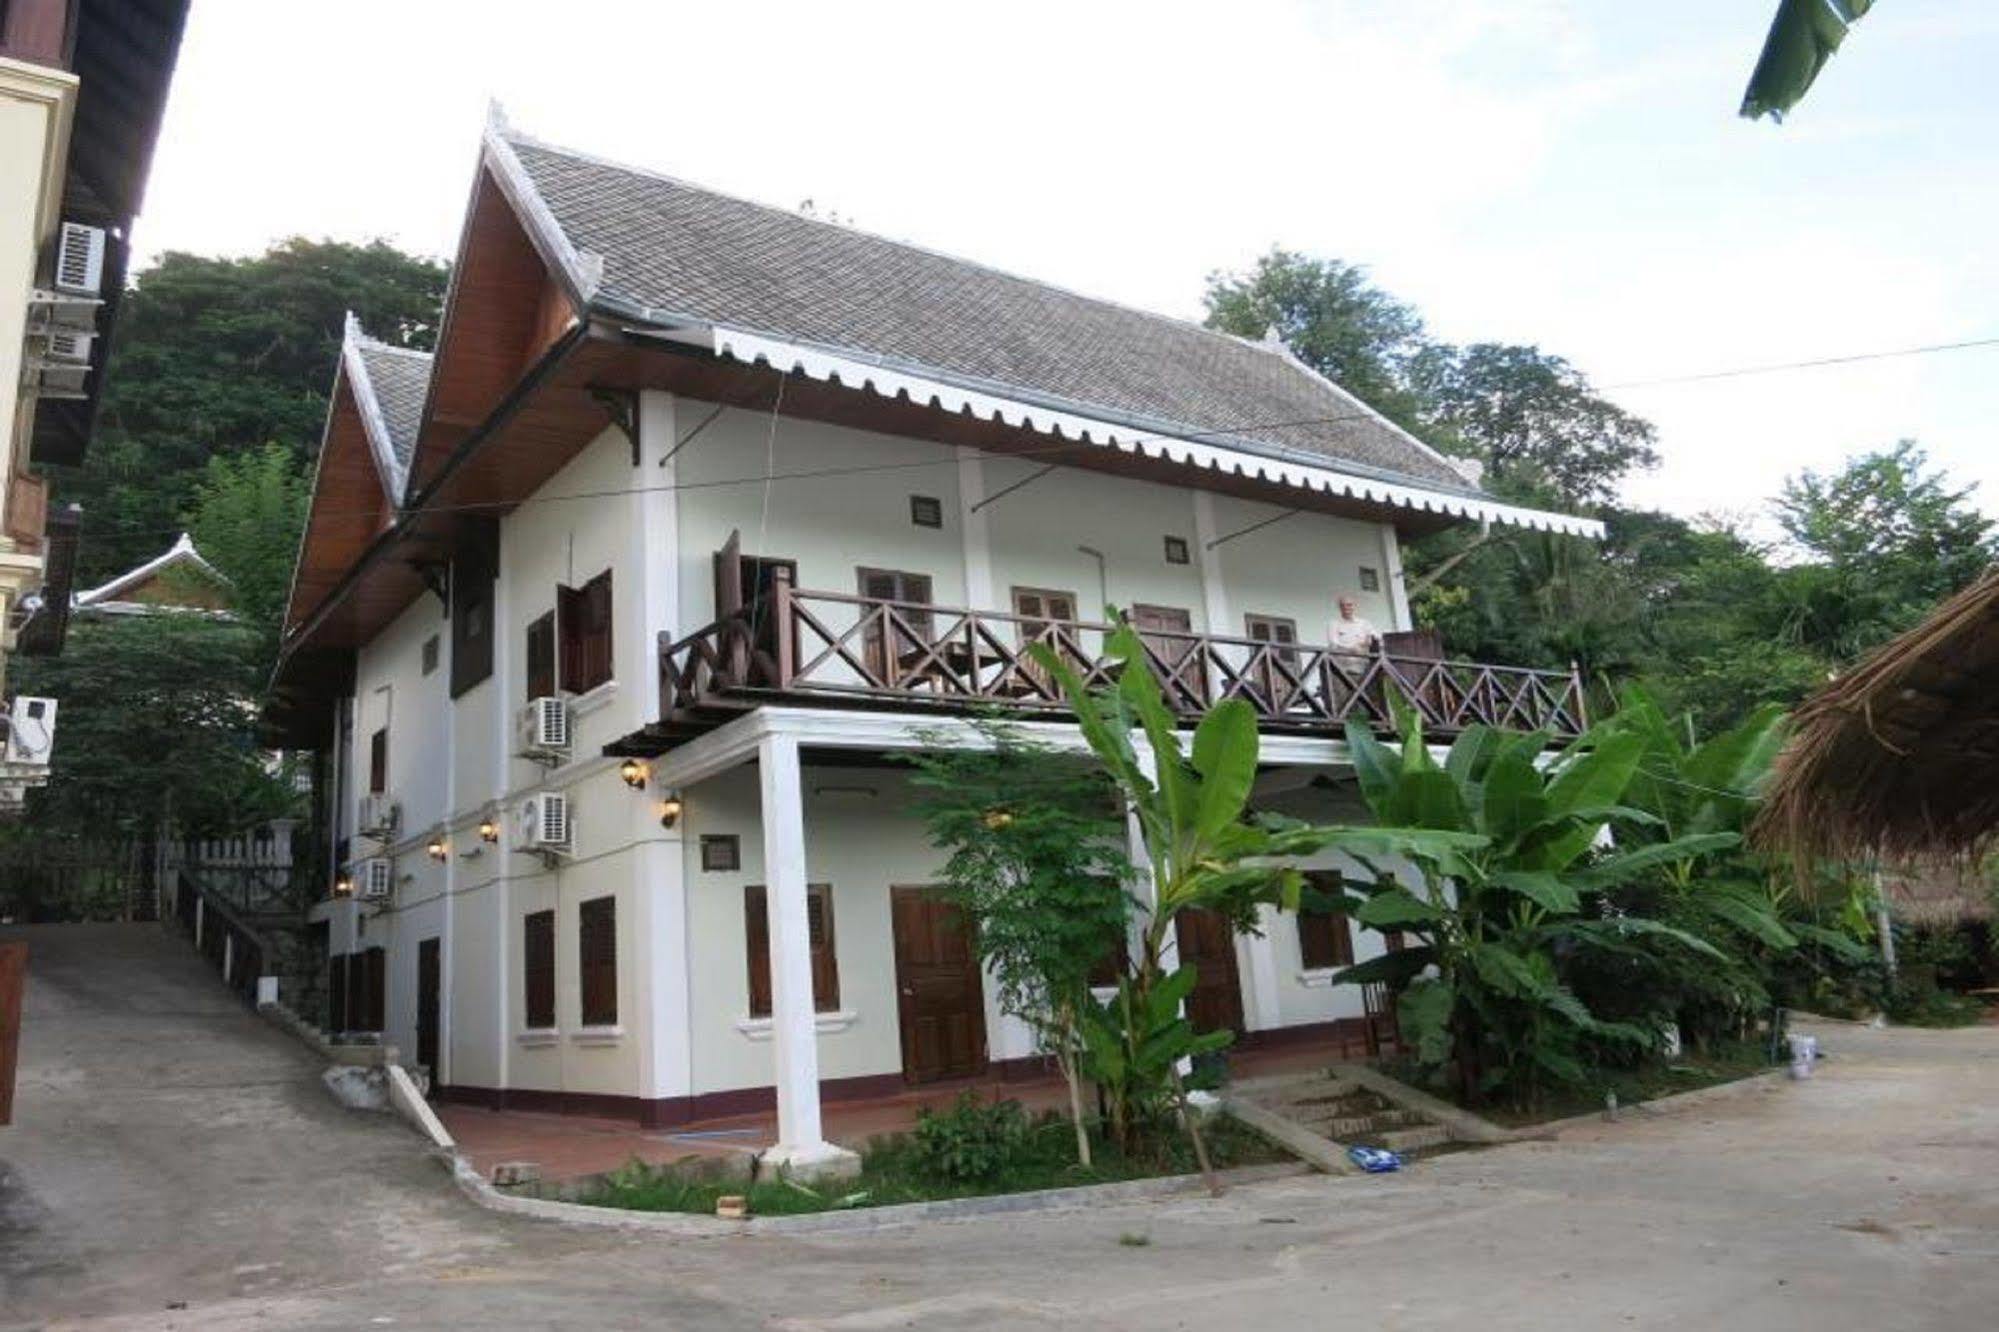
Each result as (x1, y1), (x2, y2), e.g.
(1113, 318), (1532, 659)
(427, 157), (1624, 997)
(650, 565), (1588, 746)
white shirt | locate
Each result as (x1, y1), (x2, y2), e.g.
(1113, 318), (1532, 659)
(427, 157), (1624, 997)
(1328, 615), (1378, 656)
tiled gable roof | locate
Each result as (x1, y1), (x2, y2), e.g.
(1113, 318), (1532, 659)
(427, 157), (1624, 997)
(503, 134), (1474, 494)
(351, 338), (431, 482)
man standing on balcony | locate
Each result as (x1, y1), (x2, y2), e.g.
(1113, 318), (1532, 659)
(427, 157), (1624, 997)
(1328, 596), (1379, 667)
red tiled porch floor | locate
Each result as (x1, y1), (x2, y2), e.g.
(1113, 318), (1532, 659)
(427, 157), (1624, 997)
(438, 1039), (1358, 1184)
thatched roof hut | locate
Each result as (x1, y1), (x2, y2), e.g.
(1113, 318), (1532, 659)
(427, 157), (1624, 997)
(1758, 567), (1999, 863)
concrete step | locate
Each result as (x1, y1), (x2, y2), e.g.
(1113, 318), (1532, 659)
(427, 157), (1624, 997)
(1378, 1124), (1453, 1154)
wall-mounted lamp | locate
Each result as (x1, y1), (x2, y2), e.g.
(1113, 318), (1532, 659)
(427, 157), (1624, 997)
(620, 757), (649, 790)
(478, 816), (500, 844)
(658, 791), (684, 829)
(426, 834), (448, 862)
(332, 872), (355, 899)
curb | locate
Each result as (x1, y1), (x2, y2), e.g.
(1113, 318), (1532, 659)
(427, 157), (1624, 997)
(1343, 1063), (1791, 1144)
(442, 1151), (1309, 1237)
(1523, 1067), (1790, 1138)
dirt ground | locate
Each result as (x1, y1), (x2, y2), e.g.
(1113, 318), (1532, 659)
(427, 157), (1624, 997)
(5, 923), (1997, 1330)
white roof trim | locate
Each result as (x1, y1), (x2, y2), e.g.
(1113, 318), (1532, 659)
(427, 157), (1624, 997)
(709, 327), (1603, 539)
(341, 313), (410, 505)
(76, 532), (228, 607)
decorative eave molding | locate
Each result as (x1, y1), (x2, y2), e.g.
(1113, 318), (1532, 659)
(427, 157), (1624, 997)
(707, 327), (1604, 540)
(341, 313), (410, 505)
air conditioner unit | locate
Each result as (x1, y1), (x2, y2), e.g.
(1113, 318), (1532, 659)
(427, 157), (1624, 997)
(41, 327), (94, 365)
(4, 697), (57, 766)
(516, 696), (570, 760)
(358, 792), (400, 839)
(53, 222), (106, 296)
(357, 857), (395, 901)
(516, 791), (571, 854)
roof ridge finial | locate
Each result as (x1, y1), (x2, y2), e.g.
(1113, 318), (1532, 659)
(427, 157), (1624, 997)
(486, 99), (511, 135)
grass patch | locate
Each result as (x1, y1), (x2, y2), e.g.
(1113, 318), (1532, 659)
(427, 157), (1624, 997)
(574, 1110), (1284, 1217)
(1886, 988), (1989, 1028)
(1389, 1038), (1778, 1130)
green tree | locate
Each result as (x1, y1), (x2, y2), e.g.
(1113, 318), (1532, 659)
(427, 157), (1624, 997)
(184, 441), (312, 658)
(60, 238), (446, 581)
(11, 615), (298, 840)
(1407, 342), (1659, 507)
(904, 720), (1132, 1165)
(1202, 249), (1430, 427)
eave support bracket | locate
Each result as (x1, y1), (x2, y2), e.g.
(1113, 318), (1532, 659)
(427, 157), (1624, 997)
(589, 386), (641, 465)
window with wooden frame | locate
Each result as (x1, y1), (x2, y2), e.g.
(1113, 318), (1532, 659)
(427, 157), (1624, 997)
(909, 494), (944, 528)
(744, 884), (840, 1017)
(1012, 586), (1079, 682)
(1358, 566), (1381, 593)
(1163, 535), (1191, 565)
(701, 834), (741, 872)
(524, 611), (555, 700)
(523, 909), (555, 1030)
(1296, 871), (1355, 971)
(857, 568), (933, 685)
(558, 569), (614, 694)
(368, 728), (388, 795)
(577, 895), (618, 1027)
(1244, 613), (1301, 704)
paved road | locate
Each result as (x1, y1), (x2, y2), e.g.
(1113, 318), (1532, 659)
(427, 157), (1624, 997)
(4, 924), (1998, 1330)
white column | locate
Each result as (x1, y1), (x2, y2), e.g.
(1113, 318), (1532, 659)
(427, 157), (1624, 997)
(956, 446), (996, 611)
(636, 391), (680, 718)
(756, 733), (859, 1180)
(634, 835), (691, 1109)
(1242, 903), (1286, 1032)
(1379, 523), (1413, 632)
(1192, 490), (1232, 637)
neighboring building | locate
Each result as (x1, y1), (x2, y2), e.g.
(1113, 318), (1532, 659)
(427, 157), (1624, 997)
(0, 1), (190, 789)
(71, 531), (231, 618)
(268, 111), (1600, 1177)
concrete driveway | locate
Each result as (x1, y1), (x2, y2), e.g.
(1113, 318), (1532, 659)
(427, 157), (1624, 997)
(5, 923), (1997, 1330)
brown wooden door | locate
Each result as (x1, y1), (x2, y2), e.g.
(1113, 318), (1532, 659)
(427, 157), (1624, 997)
(1175, 908), (1245, 1036)
(891, 886), (988, 1083)
(860, 569), (935, 687)
(1244, 613), (1300, 711)
(415, 937), (440, 1084)
(1130, 604), (1205, 709)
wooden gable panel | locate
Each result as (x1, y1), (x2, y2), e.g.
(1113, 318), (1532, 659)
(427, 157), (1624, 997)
(408, 164), (577, 499)
(285, 373), (389, 634)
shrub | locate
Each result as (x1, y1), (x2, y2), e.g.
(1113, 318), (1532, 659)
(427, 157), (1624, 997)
(907, 1093), (1031, 1183)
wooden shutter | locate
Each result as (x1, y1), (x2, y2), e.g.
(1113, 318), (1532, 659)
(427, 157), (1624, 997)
(523, 910), (555, 1029)
(745, 884), (839, 1017)
(1297, 872), (1354, 971)
(577, 896), (617, 1027)
(558, 572), (615, 694)
(449, 518), (499, 698)
(525, 612), (555, 700)
(327, 952), (348, 1033)
(557, 581), (584, 692)
(368, 728), (387, 794)
(363, 948), (387, 1032)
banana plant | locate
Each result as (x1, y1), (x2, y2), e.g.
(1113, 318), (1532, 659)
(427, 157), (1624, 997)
(1596, 687), (1872, 1042)
(1330, 713), (1732, 1104)
(1031, 623), (1480, 1167)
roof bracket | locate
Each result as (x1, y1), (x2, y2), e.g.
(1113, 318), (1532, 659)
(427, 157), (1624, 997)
(411, 558), (451, 610)
(589, 386), (641, 465)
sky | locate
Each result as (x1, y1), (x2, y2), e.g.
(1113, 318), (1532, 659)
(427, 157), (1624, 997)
(136, 0), (1999, 528)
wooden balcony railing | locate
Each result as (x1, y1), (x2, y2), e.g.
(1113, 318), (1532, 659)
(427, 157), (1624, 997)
(659, 568), (1588, 739)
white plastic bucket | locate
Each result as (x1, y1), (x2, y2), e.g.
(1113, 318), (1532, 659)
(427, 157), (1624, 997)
(1788, 1033), (1818, 1080)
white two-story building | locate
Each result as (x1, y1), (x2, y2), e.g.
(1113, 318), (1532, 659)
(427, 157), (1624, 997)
(269, 111), (1599, 1177)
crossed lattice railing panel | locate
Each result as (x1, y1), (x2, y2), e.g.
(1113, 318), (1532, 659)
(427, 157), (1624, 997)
(656, 584), (1587, 738)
